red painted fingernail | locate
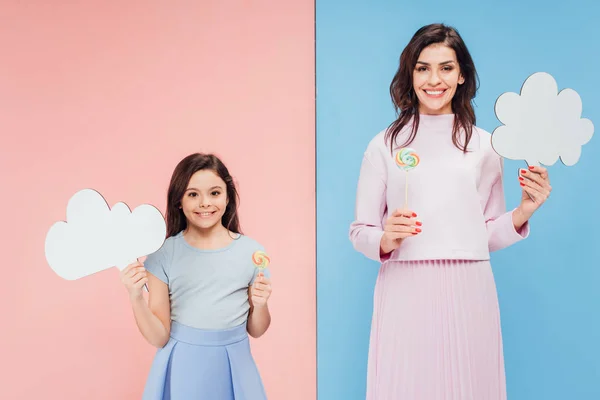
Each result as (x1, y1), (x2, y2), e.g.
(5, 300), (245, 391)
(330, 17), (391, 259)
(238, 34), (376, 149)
(518, 177), (524, 181)
(412, 232), (418, 235)
(521, 169), (527, 174)
(528, 166), (534, 170)
(412, 213), (417, 217)
(416, 221), (422, 226)
(520, 183), (525, 186)
(415, 228), (422, 232)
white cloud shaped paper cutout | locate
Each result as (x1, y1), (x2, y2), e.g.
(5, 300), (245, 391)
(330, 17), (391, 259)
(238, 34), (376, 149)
(45, 189), (166, 280)
(491, 72), (594, 166)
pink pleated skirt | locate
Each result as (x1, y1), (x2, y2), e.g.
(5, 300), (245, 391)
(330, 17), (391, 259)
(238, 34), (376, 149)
(367, 260), (506, 400)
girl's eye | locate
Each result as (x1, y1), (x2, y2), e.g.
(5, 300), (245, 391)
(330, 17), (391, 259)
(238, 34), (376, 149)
(189, 192), (197, 197)
(211, 191), (221, 196)
(416, 66), (427, 72)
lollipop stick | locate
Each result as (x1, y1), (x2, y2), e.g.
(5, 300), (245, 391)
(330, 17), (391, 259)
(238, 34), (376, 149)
(404, 171), (408, 209)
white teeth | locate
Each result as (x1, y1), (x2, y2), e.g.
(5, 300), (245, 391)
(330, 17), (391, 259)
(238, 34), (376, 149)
(425, 90), (444, 95)
(200, 212), (213, 216)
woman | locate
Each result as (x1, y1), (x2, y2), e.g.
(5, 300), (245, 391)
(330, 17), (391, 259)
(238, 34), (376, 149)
(349, 23), (551, 399)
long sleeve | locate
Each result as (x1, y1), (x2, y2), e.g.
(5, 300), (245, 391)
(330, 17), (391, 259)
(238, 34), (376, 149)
(349, 122), (527, 263)
(480, 155), (530, 252)
(349, 149), (389, 263)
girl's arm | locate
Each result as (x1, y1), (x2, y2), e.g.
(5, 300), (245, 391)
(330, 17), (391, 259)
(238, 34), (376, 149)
(247, 303), (271, 338)
(122, 263), (171, 348)
(246, 273), (272, 338)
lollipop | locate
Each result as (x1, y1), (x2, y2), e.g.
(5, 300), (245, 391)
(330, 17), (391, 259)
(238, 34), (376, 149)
(252, 250), (270, 270)
(395, 147), (420, 171)
(394, 147), (420, 207)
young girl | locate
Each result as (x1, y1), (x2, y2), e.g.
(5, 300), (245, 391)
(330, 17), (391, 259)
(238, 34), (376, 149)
(120, 153), (272, 399)
(349, 24), (552, 399)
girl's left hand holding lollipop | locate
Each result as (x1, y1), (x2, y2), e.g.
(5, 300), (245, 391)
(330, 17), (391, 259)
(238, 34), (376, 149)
(249, 251), (272, 308)
(249, 272), (272, 308)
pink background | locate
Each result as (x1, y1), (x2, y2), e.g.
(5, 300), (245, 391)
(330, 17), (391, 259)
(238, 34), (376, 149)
(0, 2), (315, 399)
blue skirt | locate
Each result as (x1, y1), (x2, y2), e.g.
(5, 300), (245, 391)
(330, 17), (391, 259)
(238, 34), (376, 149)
(142, 321), (267, 399)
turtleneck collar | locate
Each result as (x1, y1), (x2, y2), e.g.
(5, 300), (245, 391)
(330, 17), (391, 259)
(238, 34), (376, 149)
(416, 113), (455, 131)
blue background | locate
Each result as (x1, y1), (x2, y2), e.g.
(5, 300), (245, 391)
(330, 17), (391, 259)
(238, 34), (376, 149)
(316, 0), (600, 399)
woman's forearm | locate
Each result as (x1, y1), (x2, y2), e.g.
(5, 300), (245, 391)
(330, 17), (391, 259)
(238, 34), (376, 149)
(512, 206), (531, 231)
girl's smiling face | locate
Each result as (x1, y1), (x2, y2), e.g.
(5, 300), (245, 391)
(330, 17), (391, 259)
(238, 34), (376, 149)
(180, 169), (228, 232)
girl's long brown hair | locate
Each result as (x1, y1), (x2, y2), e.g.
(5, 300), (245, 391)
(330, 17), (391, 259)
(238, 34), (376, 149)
(386, 23), (480, 153)
(165, 153), (241, 238)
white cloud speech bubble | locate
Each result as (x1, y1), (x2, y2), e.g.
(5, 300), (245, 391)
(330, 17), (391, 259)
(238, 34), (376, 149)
(491, 72), (594, 166)
(45, 189), (166, 280)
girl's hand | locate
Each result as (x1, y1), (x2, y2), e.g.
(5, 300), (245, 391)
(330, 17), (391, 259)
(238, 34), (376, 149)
(380, 208), (422, 254)
(249, 272), (272, 308)
(120, 261), (148, 300)
(518, 165), (552, 218)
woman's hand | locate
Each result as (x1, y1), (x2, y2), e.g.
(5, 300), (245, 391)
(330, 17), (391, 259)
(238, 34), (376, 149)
(380, 208), (422, 255)
(517, 165), (552, 219)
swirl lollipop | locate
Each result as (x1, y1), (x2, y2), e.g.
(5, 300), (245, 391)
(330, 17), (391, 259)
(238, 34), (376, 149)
(395, 147), (420, 171)
(252, 250), (270, 270)
(394, 147), (420, 207)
